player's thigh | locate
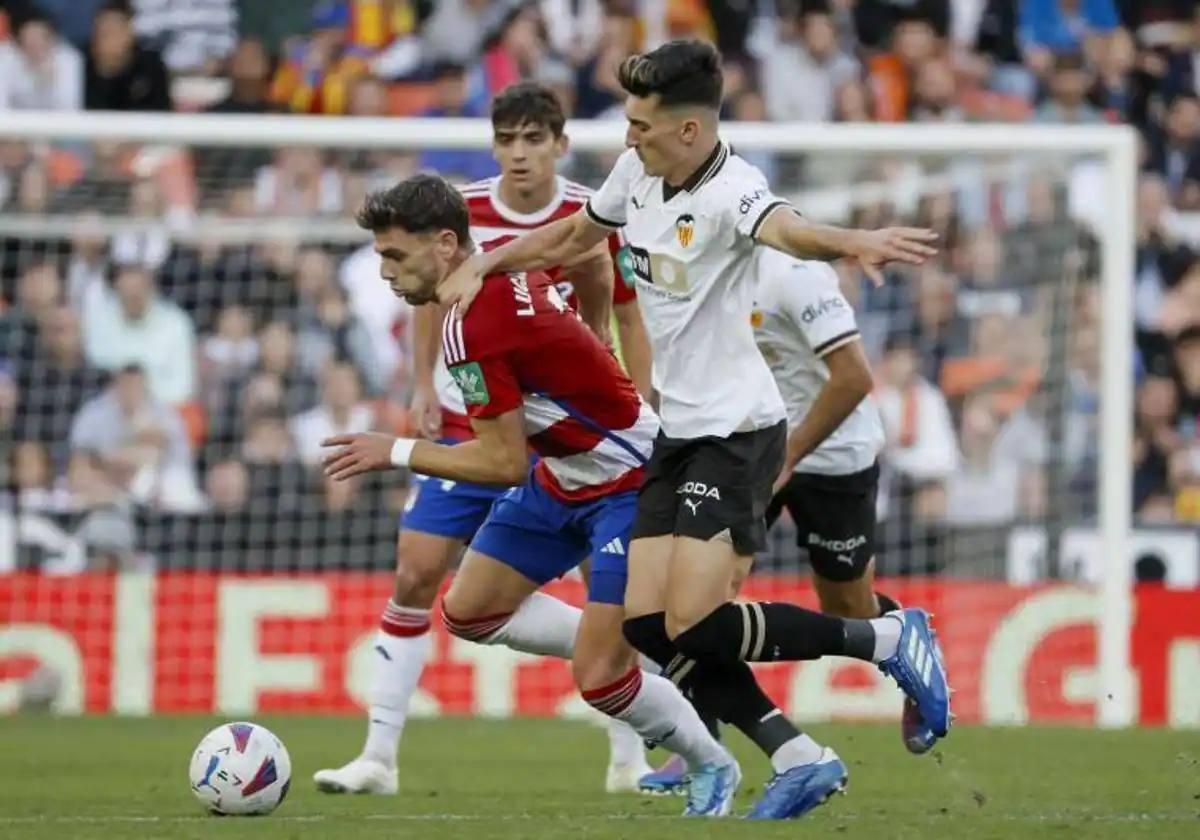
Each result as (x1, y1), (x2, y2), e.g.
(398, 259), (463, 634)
(392, 528), (464, 608)
(672, 423), (786, 560)
(449, 481), (588, 619)
(790, 466), (879, 611)
(572, 602), (639, 691)
(625, 535), (672, 619)
(663, 535), (747, 639)
(442, 548), (542, 619)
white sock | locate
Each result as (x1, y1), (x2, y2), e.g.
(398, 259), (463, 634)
(606, 718), (647, 767)
(870, 614), (903, 663)
(482, 591), (581, 658)
(769, 732), (825, 773)
(362, 601), (433, 767)
(638, 654), (662, 675)
(585, 668), (729, 769)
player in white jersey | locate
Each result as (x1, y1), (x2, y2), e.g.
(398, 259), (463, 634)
(752, 250), (939, 753)
(441, 41), (951, 819)
(314, 83), (654, 798)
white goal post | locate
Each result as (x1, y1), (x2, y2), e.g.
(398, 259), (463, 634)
(0, 111), (1138, 727)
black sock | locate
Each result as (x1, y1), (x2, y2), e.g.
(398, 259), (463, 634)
(625, 612), (797, 757)
(875, 591), (901, 615)
(673, 601), (851, 664)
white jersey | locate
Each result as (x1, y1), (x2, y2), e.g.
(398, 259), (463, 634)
(586, 143), (788, 439)
(752, 249), (884, 475)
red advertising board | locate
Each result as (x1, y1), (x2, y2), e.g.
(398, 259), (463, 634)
(1, 573), (1197, 725)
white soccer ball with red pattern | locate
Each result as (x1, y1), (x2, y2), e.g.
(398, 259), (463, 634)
(188, 721), (292, 815)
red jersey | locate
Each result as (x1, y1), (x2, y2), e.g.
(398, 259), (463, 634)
(436, 176), (636, 438)
(440, 269), (658, 502)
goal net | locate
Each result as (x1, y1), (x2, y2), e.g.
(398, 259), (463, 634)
(1, 112), (1165, 729)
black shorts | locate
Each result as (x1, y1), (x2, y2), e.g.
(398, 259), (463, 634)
(631, 421), (786, 556)
(765, 462), (879, 582)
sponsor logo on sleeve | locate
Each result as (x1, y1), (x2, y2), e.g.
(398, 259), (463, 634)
(800, 296), (847, 324)
(449, 362), (489, 405)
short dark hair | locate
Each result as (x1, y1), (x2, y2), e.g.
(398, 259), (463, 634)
(618, 39), (723, 110)
(491, 82), (566, 136)
(356, 174), (470, 245)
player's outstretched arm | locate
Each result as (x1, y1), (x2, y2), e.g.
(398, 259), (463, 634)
(755, 208), (939, 287)
(322, 408), (528, 486)
(773, 341), (874, 493)
(440, 210), (612, 314)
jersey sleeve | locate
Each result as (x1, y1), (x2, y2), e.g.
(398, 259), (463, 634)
(585, 148), (639, 229)
(782, 261), (861, 357)
(441, 298), (523, 420)
(609, 229), (637, 304)
(726, 163), (791, 242)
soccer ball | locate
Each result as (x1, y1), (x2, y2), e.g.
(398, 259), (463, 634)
(188, 721), (292, 815)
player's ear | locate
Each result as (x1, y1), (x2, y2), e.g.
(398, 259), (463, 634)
(556, 132), (569, 157)
(679, 116), (700, 145)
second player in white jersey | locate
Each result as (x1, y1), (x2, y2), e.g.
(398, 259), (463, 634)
(751, 249), (884, 476)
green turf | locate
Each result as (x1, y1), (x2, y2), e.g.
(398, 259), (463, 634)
(0, 716), (1196, 839)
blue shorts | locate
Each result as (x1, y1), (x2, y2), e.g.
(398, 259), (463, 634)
(399, 442), (506, 541)
(470, 474), (636, 605)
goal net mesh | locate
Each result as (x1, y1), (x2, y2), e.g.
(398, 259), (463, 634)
(0, 127), (1126, 726)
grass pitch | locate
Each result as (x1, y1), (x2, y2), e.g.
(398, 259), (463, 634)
(0, 716), (1196, 839)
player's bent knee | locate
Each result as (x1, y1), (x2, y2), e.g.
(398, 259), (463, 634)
(572, 647), (638, 694)
(391, 561), (444, 608)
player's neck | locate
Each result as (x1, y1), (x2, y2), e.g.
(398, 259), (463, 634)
(496, 174), (557, 215)
(664, 138), (722, 189)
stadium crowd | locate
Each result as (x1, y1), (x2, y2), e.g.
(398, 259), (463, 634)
(0, 0), (1198, 573)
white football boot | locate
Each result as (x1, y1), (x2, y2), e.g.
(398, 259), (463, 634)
(313, 757), (399, 795)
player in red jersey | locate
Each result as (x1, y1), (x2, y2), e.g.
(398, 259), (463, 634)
(314, 84), (653, 796)
(322, 175), (741, 817)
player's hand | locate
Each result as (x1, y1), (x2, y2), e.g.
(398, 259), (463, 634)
(322, 432), (398, 481)
(771, 462), (795, 497)
(849, 228), (939, 287)
(440, 254), (486, 317)
(409, 381), (442, 440)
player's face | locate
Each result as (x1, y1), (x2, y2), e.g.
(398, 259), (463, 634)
(374, 227), (457, 305)
(624, 94), (696, 178)
(492, 121), (566, 191)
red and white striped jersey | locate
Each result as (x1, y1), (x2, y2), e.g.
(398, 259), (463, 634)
(436, 176), (636, 438)
(440, 268), (657, 503)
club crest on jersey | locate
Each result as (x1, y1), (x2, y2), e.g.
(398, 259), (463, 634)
(675, 213), (695, 248)
(449, 362), (489, 405)
(750, 309), (764, 328)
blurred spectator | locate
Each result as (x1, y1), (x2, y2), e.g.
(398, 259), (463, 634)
(854, 0), (949, 52)
(83, 263), (197, 404)
(943, 393), (1021, 525)
(22, 0), (107, 50)
(64, 215), (109, 311)
(416, 61), (498, 182)
(421, 0), (508, 65)
(130, 0), (237, 75)
(200, 303), (257, 390)
(865, 15), (943, 121)
(907, 264), (971, 383)
(573, 8), (637, 119)
(204, 458), (247, 512)
(268, 0), (415, 114)
(13, 306), (108, 451)
(295, 277), (385, 396)
(540, 0), (603, 64)
(205, 37), (271, 113)
(762, 5), (860, 123)
(875, 334), (959, 520)
(1, 260), (62, 363)
(1144, 93), (1200, 209)
(84, 1), (171, 111)
(0, 11), (83, 110)
(1034, 52), (1105, 124)
(10, 440), (72, 511)
(1019, 0), (1119, 61)
(289, 360), (374, 466)
(254, 147), (344, 216)
(909, 56), (962, 121)
(68, 363), (203, 511)
(1133, 373), (1182, 512)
